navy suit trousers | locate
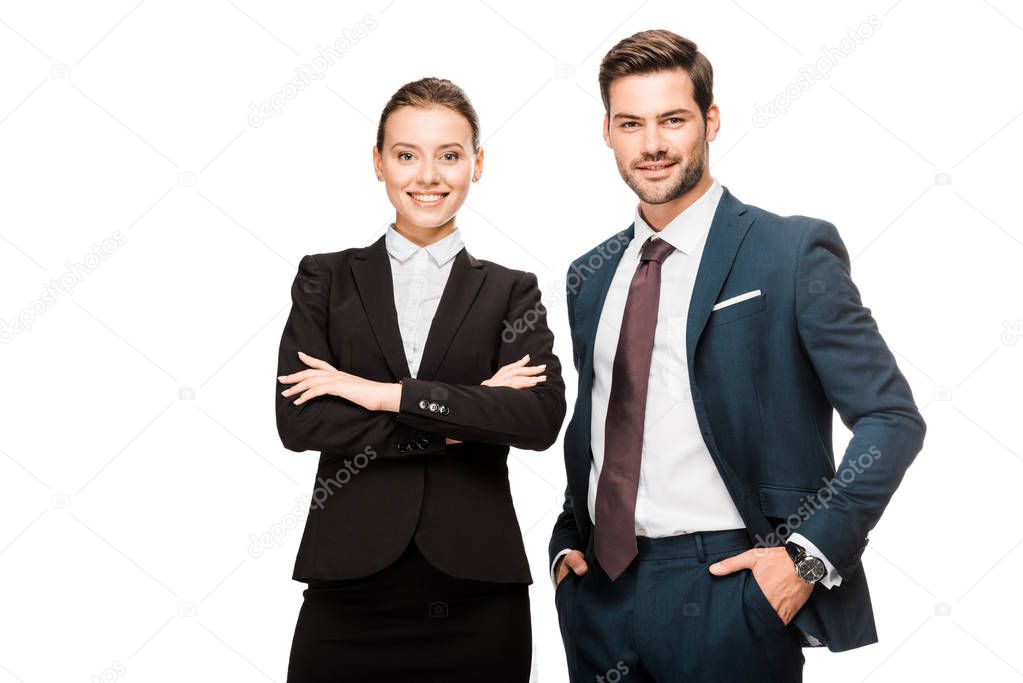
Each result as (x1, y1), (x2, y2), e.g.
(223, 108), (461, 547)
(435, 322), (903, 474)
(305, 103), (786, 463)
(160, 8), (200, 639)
(555, 529), (805, 682)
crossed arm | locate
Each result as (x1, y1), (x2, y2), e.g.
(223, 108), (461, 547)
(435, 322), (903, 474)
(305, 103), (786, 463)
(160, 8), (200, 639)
(275, 254), (566, 457)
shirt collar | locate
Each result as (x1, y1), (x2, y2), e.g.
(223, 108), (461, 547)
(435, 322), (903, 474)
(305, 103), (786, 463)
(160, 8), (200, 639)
(632, 176), (723, 256)
(385, 223), (465, 267)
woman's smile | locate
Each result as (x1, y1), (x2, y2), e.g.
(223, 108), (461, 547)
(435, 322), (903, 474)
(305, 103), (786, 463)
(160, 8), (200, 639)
(407, 191), (449, 207)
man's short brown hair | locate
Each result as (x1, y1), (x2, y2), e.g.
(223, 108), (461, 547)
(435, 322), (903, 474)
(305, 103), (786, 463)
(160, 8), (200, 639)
(598, 29), (714, 122)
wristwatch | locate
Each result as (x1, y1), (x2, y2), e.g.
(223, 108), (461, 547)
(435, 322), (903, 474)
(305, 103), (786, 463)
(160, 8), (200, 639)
(784, 541), (827, 585)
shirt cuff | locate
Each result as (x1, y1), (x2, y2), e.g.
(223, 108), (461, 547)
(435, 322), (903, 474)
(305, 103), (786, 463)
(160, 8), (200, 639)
(550, 548), (573, 587)
(789, 532), (843, 589)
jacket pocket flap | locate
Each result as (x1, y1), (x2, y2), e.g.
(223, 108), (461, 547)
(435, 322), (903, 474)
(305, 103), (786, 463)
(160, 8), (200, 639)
(758, 483), (819, 518)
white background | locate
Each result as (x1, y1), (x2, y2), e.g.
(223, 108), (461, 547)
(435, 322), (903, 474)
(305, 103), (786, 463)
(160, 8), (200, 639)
(1, 1), (1021, 681)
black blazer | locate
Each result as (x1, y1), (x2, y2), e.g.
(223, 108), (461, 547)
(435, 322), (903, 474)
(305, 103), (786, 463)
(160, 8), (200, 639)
(276, 234), (567, 584)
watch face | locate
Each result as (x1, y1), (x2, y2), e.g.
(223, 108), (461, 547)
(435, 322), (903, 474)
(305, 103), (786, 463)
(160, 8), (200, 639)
(796, 556), (827, 583)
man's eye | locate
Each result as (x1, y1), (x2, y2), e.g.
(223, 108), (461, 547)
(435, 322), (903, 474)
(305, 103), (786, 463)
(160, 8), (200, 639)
(666, 118), (684, 125)
(621, 121), (638, 128)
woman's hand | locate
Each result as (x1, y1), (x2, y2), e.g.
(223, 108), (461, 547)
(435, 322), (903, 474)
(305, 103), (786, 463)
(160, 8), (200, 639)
(279, 351), (400, 412)
(443, 355), (546, 446)
(481, 354), (546, 389)
(280, 351), (546, 446)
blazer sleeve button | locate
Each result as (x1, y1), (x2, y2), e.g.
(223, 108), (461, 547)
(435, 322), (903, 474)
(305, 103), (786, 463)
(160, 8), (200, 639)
(418, 399), (429, 410)
(428, 402), (439, 413)
(438, 405), (450, 415)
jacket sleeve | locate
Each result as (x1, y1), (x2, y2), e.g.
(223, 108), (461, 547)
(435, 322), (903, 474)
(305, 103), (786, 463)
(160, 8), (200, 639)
(275, 254), (444, 457)
(395, 270), (567, 451)
(790, 221), (927, 579)
(549, 485), (583, 567)
(548, 262), (584, 567)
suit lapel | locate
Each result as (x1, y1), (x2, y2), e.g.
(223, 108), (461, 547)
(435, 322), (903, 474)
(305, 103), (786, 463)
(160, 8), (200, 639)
(350, 235), (487, 382)
(577, 187), (753, 368)
(415, 248), (486, 380)
(577, 225), (634, 367)
(685, 187), (754, 369)
(351, 236), (412, 381)
(567, 225), (632, 501)
(576, 187), (753, 387)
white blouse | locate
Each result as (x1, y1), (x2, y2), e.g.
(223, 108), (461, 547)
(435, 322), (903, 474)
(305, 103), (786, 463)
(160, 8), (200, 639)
(384, 223), (465, 378)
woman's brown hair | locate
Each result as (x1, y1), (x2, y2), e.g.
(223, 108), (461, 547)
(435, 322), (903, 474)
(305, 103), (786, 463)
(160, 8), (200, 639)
(375, 77), (481, 153)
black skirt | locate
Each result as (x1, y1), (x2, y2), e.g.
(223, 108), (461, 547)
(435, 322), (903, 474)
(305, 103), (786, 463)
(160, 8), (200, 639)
(287, 539), (532, 682)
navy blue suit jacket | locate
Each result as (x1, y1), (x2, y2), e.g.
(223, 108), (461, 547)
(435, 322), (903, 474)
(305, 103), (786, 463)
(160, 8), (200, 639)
(549, 186), (926, 652)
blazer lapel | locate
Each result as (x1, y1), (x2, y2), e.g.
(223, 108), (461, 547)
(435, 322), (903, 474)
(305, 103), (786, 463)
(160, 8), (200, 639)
(350, 236), (488, 382)
(576, 225), (634, 366)
(685, 187), (755, 369)
(574, 188), (753, 393)
(568, 225), (632, 489)
(351, 236), (412, 381)
(415, 248), (486, 380)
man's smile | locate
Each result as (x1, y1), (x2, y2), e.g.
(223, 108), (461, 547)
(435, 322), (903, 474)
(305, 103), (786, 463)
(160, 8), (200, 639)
(635, 161), (678, 178)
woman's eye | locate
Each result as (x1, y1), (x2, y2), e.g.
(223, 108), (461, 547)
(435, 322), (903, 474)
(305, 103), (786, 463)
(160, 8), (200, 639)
(397, 152), (414, 161)
(441, 152), (459, 161)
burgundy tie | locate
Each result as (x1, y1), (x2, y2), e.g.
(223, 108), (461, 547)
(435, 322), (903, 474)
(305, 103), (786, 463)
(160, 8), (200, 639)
(595, 234), (677, 580)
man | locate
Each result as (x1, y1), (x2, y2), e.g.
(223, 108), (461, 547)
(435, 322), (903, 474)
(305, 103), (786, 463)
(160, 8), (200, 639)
(549, 29), (925, 681)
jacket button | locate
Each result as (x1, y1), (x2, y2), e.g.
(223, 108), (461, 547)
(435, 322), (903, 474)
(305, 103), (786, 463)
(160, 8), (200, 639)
(438, 405), (449, 415)
(428, 402), (439, 413)
(396, 442), (407, 453)
(418, 399), (429, 410)
(416, 438), (429, 448)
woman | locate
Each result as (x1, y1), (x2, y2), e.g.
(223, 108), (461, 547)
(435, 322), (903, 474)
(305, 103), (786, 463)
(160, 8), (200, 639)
(275, 77), (566, 682)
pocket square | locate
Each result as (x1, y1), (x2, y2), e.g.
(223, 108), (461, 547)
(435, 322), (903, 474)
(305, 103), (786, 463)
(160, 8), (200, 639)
(712, 289), (762, 311)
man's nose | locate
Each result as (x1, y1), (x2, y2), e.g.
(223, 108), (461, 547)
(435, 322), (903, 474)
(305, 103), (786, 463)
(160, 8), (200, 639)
(642, 129), (667, 156)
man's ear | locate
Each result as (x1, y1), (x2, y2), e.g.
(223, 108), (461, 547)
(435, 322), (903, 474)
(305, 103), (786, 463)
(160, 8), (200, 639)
(602, 113), (611, 148)
(372, 145), (383, 180)
(704, 103), (721, 143)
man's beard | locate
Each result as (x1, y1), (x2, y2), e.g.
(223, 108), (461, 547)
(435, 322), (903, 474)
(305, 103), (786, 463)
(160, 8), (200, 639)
(618, 136), (707, 205)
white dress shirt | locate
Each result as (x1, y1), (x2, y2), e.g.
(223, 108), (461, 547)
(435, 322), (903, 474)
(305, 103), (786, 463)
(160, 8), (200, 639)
(384, 223), (464, 378)
(552, 177), (840, 591)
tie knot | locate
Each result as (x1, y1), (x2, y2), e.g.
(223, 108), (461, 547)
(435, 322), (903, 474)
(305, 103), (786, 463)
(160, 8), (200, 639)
(640, 235), (676, 264)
